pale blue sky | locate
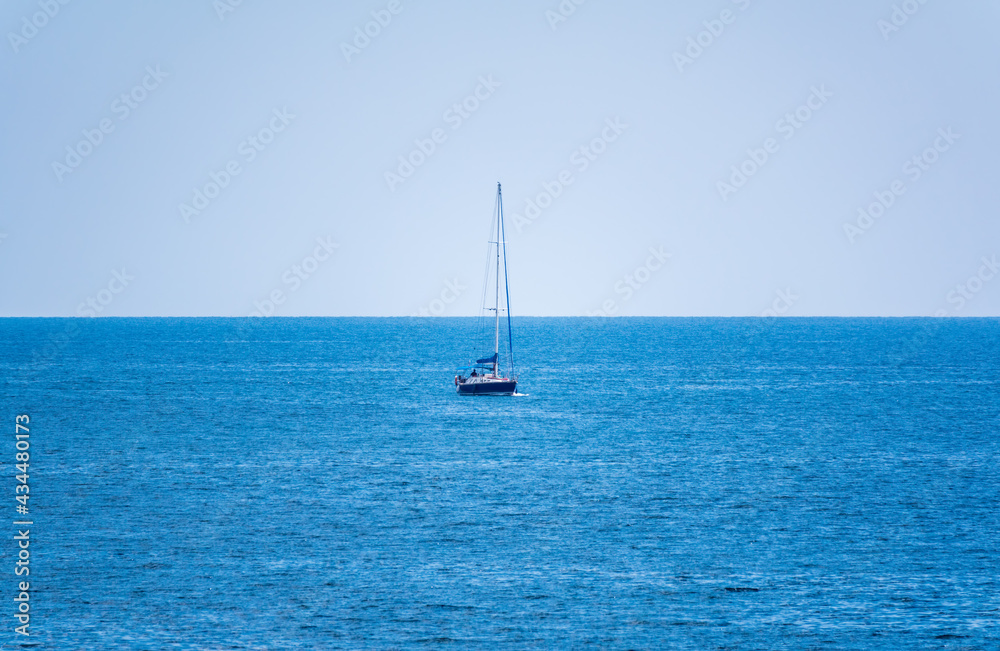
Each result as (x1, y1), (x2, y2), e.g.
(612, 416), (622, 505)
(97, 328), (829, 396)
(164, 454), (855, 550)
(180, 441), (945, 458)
(2, 0), (998, 316)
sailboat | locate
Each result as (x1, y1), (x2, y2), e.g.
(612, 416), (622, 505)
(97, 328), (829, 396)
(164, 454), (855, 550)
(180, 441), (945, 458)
(455, 182), (518, 396)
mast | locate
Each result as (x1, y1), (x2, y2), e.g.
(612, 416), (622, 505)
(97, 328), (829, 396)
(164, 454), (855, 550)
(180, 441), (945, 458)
(494, 182), (501, 376)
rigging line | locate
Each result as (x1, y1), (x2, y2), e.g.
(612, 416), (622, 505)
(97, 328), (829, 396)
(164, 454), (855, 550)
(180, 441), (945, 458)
(473, 186), (500, 360)
(499, 182), (514, 378)
(494, 183), (501, 375)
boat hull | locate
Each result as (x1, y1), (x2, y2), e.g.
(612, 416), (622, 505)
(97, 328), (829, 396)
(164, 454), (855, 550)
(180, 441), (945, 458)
(457, 380), (517, 396)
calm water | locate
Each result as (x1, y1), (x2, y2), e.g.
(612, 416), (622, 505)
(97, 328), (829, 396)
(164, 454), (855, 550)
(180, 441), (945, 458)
(2, 317), (999, 649)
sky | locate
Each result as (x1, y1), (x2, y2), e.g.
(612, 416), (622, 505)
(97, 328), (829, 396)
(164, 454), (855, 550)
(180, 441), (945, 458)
(2, 0), (999, 317)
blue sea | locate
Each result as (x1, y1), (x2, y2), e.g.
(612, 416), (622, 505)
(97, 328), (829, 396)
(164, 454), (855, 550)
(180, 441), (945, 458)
(2, 317), (999, 649)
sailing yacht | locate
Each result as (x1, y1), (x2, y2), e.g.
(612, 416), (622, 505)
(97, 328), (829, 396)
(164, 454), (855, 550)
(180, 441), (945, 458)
(455, 182), (518, 396)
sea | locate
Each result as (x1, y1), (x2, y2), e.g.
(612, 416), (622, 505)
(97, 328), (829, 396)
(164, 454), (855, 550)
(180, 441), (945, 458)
(1, 317), (998, 649)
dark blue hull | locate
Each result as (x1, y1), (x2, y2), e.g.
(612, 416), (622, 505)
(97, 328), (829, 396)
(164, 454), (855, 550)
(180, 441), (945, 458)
(457, 380), (517, 396)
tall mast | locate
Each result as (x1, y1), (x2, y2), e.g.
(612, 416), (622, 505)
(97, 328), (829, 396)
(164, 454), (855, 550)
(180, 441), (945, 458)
(494, 182), (501, 376)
